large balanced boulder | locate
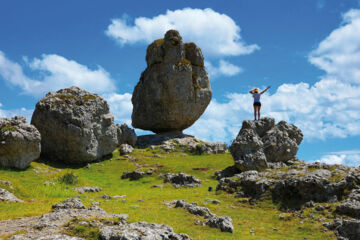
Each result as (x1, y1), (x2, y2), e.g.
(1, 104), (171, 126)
(0, 116), (41, 169)
(132, 30), (212, 134)
(31, 86), (118, 163)
(230, 118), (303, 171)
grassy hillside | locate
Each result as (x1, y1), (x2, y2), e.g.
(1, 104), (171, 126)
(0, 148), (337, 240)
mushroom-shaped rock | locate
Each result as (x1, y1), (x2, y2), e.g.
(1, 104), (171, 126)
(230, 118), (303, 171)
(0, 116), (41, 169)
(132, 30), (212, 134)
(31, 86), (118, 163)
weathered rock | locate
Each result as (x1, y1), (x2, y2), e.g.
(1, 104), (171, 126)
(161, 172), (202, 188)
(100, 222), (190, 240)
(336, 189), (360, 218)
(170, 200), (233, 233)
(74, 186), (102, 194)
(31, 86), (118, 164)
(0, 116), (41, 169)
(132, 30), (212, 134)
(117, 124), (137, 147)
(0, 188), (23, 202)
(137, 133), (227, 154)
(52, 197), (85, 210)
(324, 218), (360, 240)
(121, 170), (146, 181)
(230, 118), (303, 171)
(119, 144), (134, 155)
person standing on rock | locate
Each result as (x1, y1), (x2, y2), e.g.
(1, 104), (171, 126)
(249, 86), (271, 120)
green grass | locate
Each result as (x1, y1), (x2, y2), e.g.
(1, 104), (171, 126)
(0, 149), (337, 240)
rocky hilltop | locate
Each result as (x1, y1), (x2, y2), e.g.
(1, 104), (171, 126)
(132, 30), (212, 134)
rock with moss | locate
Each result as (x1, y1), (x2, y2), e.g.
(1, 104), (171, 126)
(230, 118), (303, 171)
(116, 123), (137, 147)
(0, 188), (23, 202)
(31, 86), (118, 164)
(132, 30), (212, 134)
(0, 116), (41, 169)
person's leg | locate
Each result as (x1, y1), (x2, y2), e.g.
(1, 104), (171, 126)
(253, 105), (257, 120)
(258, 105), (261, 120)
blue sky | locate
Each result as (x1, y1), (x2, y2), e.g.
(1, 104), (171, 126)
(1, 0), (360, 166)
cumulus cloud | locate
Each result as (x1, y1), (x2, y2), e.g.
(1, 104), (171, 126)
(106, 8), (259, 57)
(186, 9), (360, 143)
(0, 102), (33, 122)
(104, 93), (133, 125)
(0, 51), (116, 97)
(205, 60), (242, 78)
(316, 150), (360, 166)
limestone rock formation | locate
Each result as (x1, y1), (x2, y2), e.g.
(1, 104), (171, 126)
(0, 188), (23, 202)
(132, 30), (212, 134)
(161, 172), (202, 188)
(230, 118), (303, 171)
(0, 116), (41, 169)
(31, 86), (118, 164)
(116, 123), (137, 147)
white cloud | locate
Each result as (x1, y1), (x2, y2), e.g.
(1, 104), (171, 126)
(187, 9), (360, 143)
(205, 60), (242, 78)
(0, 103), (33, 123)
(0, 51), (116, 97)
(104, 93), (132, 126)
(316, 150), (360, 166)
(105, 8), (259, 57)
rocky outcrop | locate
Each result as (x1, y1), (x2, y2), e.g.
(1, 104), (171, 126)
(74, 186), (102, 194)
(161, 172), (202, 188)
(121, 170), (146, 181)
(116, 123), (137, 147)
(0, 188), (23, 202)
(137, 133), (227, 154)
(230, 118), (303, 171)
(336, 189), (360, 218)
(0, 116), (41, 169)
(31, 86), (118, 164)
(170, 200), (234, 233)
(100, 222), (190, 240)
(1, 198), (189, 240)
(118, 143), (134, 155)
(132, 30), (212, 134)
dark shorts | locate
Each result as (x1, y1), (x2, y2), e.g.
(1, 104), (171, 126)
(253, 102), (261, 107)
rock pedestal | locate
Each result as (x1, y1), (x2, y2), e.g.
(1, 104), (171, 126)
(0, 116), (41, 169)
(132, 30), (212, 134)
(230, 118), (303, 171)
(31, 86), (118, 164)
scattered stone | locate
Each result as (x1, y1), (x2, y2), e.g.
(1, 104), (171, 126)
(116, 123), (137, 147)
(161, 172), (202, 188)
(305, 201), (315, 208)
(121, 170), (145, 181)
(119, 144), (134, 155)
(31, 86), (118, 164)
(100, 222), (190, 240)
(74, 186), (102, 194)
(195, 220), (201, 225)
(52, 198), (85, 210)
(44, 181), (55, 186)
(170, 200), (234, 233)
(86, 163), (90, 169)
(315, 205), (325, 211)
(101, 194), (112, 200)
(0, 180), (13, 189)
(0, 188), (23, 202)
(230, 118), (303, 171)
(151, 184), (163, 188)
(113, 195), (126, 198)
(0, 116), (41, 169)
(132, 30), (211, 134)
(212, 199), (221, 204)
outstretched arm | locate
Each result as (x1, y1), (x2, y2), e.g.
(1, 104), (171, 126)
(260, 86), (271, 94)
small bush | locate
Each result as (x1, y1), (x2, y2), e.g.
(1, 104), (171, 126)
(59, 172), (79, 185)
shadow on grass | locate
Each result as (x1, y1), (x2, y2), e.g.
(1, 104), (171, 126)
(35, 153), (113, 170)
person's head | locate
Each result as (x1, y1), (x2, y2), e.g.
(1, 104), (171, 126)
(254, 88), (259, 93)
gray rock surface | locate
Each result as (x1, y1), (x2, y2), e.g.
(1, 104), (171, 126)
(230, 118), (303, 171)
(31, 86), (118, 164)
(119, 143), (134, 155)
(161, 172), (202, 188)
(132, 30), (212, 134)
(117, 123), (137, 147)
(137, 133), (227, 154)
(0, 116), (41, 169)
(336, 189), (360, 218)
(99, 222), (190, 240)
(74, 186), (102, 194)
(170, 200), (233, 233)
(324, 218), (360, 240)
(0, 188), (23, 202)
(122, 170), (146, 181)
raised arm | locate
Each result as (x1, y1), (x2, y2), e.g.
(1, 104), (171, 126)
(260, 86), (271, 94)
